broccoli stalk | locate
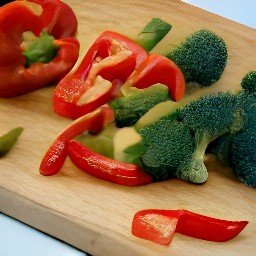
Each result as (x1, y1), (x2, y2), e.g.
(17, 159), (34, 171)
(167, 29), (228, 86)
(176, 133), (213, 183)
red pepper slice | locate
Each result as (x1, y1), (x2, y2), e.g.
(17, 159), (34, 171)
(53, 31), (146, 119)
(122, 54), (185, 101)
(53, 30), (185, 120)
(67, 140), (153, 186)
(0, 0), (79, 97)
(132, 209), (249, 245)
(39, 105), (114, 176)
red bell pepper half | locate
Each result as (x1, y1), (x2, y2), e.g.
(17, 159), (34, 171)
(39, 105), (114, 176)
(132, 209), (249, 245)
(53, 30), (185, 119)
(0, 0), (79, 97)
(67, 140), (153, 186)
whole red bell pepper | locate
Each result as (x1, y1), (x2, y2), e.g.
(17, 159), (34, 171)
(132, 209), (249, 245)
(53, 30), (185, 119)
(67, 140), (153, 186)
(0, 0), (79, 97)
(39, 105), (114, 176)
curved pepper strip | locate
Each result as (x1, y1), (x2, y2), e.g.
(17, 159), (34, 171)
(67, 140), (153, 186)
(39, 105), (114, 176)
(0, 0), (79, 97)
(53, 30), (147, 119)
(53, 30), (185, 120)
(121, 54), (185, 101)
(132, 209), (249, 245)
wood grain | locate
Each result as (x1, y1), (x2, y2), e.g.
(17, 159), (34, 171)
(1, 1), (256, 255)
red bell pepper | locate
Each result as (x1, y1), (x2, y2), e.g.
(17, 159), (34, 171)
(0, 0), (79, 97)
(39, 105), (114, 176)
(53, 30), (185, 119)
(67, 140), (153, 186)
(132, 209), (249, 245)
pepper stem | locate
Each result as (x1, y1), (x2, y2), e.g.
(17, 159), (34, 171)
(21, 32), (59, 67)
(135, 18), (172, 52)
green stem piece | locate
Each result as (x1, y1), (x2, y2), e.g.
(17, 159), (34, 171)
(22, 32), (59, 67)
(136, 18), (172, 52)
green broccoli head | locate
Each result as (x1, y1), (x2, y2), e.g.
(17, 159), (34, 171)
(205, 72), (256, 187)
(241, 71), (256, 95)
(230, 128), (256, 188)
(179, 92), (239, 137)
(167, 29), (228, 86)
(139, 120), (195, 181)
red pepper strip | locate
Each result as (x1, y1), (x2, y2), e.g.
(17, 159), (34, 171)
(123, 54), (185, 101)
(67, 140), (153, 186)
(132, 209), (248, 245)
(53, 31), (147, 119)
(0, 0), (79, 97)
(132, 209), (180, 245)
(39, 105), (114, 176)
(176, 209), (249, 242)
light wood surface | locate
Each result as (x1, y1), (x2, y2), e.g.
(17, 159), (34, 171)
(1, 1), (256, 255)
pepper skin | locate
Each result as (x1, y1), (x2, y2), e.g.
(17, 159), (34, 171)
(53, 30), (185, 120)
(132, 209), (248, 245)
(122, 54), (185, 101)
(39, 106), (114, 176)
(53, 31), (147, 119)
(67, 140), (153, 186)
(0, 0), (79, 97)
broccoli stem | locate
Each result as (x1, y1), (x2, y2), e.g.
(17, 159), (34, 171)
(176, 132), (219, 184)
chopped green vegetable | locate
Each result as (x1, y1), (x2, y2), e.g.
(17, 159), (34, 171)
(0, 127), (23, 156)
(230, 127), (256, 187)
(136, 18), (172, 52)
(109, 84), (169, 128)
(124, 91), (242, 183)
(206, 71), (256, 187)
(241, 71), (256, 95)
(139, 120), (195, 181)
(167, 29), (228, 86)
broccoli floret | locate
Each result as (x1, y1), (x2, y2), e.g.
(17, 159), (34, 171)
(228, 73), (256, 187)
(109, 84), (169, 127)
(230, 128), (256, 188)
(167, 29), (228, 86)
(241, 71), (256, 95)
(138, 120), (195, 181)
(206, 71), (256, 187)
(175, 92), (242, 183)
(125, 92), (242, 184)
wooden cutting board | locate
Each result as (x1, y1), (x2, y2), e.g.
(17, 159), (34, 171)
(1, 1), (256, 255)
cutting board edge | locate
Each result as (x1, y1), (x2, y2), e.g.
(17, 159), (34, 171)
(0, 187), (159, 256)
